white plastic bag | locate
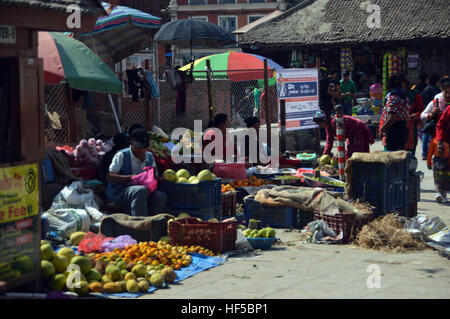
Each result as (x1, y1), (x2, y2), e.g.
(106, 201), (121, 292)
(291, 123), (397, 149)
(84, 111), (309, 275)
(235, 230), (253, 251)
(42, 209), (90, 238)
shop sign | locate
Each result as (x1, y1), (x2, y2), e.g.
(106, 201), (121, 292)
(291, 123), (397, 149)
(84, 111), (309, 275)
(408, 54), (419, 69)
(0, 163), (39, 283)
(0, 25), (16, 44)
(276, 68), (319, 131)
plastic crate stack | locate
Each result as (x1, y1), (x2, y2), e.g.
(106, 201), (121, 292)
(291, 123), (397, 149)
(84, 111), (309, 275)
(408, 171), (422, 218)
(351, 154), (410, 217)
(244, 197), (295, 228)
(161, 179), (222, 221)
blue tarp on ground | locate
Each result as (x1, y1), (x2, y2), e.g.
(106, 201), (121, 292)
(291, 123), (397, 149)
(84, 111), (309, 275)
(103, 253), (226, 298)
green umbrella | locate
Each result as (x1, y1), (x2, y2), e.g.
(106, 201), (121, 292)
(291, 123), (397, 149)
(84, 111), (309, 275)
(38, 31), (122, 94)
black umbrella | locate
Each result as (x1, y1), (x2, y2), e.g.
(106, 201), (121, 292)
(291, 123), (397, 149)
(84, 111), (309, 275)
(154, 19), (236, 58)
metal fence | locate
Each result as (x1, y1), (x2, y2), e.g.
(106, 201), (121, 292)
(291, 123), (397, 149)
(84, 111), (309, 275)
(44, 69), (319, 153)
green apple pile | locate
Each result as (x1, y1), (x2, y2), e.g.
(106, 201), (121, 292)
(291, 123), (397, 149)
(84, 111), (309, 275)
(243, 227), (276, 238)
(162, 168), (218, 184)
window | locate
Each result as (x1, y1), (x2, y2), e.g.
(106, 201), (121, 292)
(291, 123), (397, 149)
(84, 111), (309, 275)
(191, 16), (208, 22)
(219, 0), (236, 3)
(218, 16), (238, 46)
(189, 0), (206, 5)
(248, 0), (266, 3)
(248, 15), (264, 24)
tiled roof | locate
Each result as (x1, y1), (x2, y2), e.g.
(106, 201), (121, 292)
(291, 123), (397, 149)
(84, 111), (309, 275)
(0, 0), (107, 16)
(239, 0), (450, 48)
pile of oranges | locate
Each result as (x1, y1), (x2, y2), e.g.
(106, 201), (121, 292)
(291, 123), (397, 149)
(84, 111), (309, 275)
(92, 241), (214, 270)
(230, 176), (271, 188)
(221, 184), (236, 193)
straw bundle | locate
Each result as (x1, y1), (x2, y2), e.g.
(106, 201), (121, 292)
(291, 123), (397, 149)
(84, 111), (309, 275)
(354, 214), (427, 252)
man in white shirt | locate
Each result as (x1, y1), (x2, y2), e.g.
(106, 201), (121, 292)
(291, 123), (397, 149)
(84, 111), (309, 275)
(106, 129), (167, 216)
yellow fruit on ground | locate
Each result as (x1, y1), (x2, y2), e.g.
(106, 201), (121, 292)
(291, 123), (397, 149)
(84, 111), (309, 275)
(49, 273), (66, 291)
(161, 267), (176, 283)
(89, 281), (104, 293)
(85, 269), (102, 283)
(126, 279), (140, 293)
(69, 232), (87, 246)
(101, 275), (113, 285)
(51, 255), (69, 274)
(74, 281), (90, 296)
(150, 272), (165, 288)
(138, 280), (150, 292)
(57, 247), (75, 262)
(106, 265), (122, 281)
(118, 281), (127, 292)
(41, 244), (55, 261)
(103, 282), (122, 293)
(124, 272), (136, 281)
(70, 256), (92, 275)
(41, 260), (55, 281)
(65, 270), (87, 292)
(176, 213), (190, 219)
(132, 264), (147, 277)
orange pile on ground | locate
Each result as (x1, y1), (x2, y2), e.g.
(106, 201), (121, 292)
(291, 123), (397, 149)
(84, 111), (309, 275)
(93, 241), (214, 270)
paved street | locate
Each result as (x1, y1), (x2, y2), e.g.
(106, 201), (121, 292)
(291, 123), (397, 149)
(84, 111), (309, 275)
(142, 140), (450, 299)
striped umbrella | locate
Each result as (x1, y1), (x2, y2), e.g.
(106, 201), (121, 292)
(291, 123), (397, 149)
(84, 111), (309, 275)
(74, 2), (161, 63)
(179, 51), (282, 82)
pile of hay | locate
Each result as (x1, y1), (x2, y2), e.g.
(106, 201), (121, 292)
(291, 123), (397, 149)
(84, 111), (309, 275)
(354, 214), (427, 252)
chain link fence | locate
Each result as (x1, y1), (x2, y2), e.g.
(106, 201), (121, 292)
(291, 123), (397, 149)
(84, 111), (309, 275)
(153, 69), (319, 153)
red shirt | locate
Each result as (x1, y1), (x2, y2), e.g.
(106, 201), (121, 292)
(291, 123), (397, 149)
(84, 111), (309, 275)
(436, 105), (450, 145)
(324, 116), (374, 155)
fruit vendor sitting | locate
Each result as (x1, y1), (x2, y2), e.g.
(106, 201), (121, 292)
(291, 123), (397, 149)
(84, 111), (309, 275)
(106, 128), (167, 216)
(313, 109), (374, 160)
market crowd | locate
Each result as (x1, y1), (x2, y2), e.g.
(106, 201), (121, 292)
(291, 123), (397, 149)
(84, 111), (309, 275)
(318, 70), (450, 203)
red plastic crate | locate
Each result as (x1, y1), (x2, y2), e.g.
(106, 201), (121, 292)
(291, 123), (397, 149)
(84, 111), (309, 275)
(314, 210), (373, 244)
(168, 218), (237, 254)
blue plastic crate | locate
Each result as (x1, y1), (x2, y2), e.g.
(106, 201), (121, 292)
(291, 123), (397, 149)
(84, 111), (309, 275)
(167, 205), (222, 221)
(244, 197), (294, 228)
(353, 180), (409, 217)
(162, 179), (222, 210)
(409, 173), (421, 203)
(352, 155), (410, 185)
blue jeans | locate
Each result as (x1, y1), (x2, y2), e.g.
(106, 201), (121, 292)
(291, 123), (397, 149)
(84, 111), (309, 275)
(422, 133), (432, 158)
(342, 102), (353, 116)
(116, 186), (167, 216)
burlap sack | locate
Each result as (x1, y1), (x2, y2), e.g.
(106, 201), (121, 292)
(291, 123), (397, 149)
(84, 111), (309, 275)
(99, 213), (175, 232)
(345, 150), (410, 198)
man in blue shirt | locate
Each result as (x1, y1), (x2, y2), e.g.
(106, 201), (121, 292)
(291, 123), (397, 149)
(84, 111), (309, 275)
(106, 129), (167, 216)
(340, 71), (357, 116)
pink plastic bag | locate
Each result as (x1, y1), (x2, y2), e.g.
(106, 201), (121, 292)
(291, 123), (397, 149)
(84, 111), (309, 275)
(101, 235), (137, 252)
(213, 163), (247, 180)
(131, 166), (158, 194)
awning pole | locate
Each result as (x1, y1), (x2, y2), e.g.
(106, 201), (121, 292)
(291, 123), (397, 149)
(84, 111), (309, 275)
(108, 94), (122, 133)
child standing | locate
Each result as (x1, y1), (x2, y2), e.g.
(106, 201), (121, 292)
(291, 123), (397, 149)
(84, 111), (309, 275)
(427, 137), (450, 203)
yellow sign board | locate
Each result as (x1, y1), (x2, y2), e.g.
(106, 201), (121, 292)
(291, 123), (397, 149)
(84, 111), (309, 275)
(0, 163), (39, 224)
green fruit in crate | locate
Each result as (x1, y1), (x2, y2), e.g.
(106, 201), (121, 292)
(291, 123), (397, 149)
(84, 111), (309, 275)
(177, 213), (191, 219)
(211, 174), (218, 179)
(208, 218), (218, 222)
(177, 177), (189, 184)
(188, 176), (197, 183)
(198, 169), (213, 181)
(189, 178), (200, 184)
(163, 169), (177, 182)
(176, 169), (190, 179)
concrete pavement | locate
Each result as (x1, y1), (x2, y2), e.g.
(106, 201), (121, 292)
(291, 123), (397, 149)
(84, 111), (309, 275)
(141, 140), (450, 299)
